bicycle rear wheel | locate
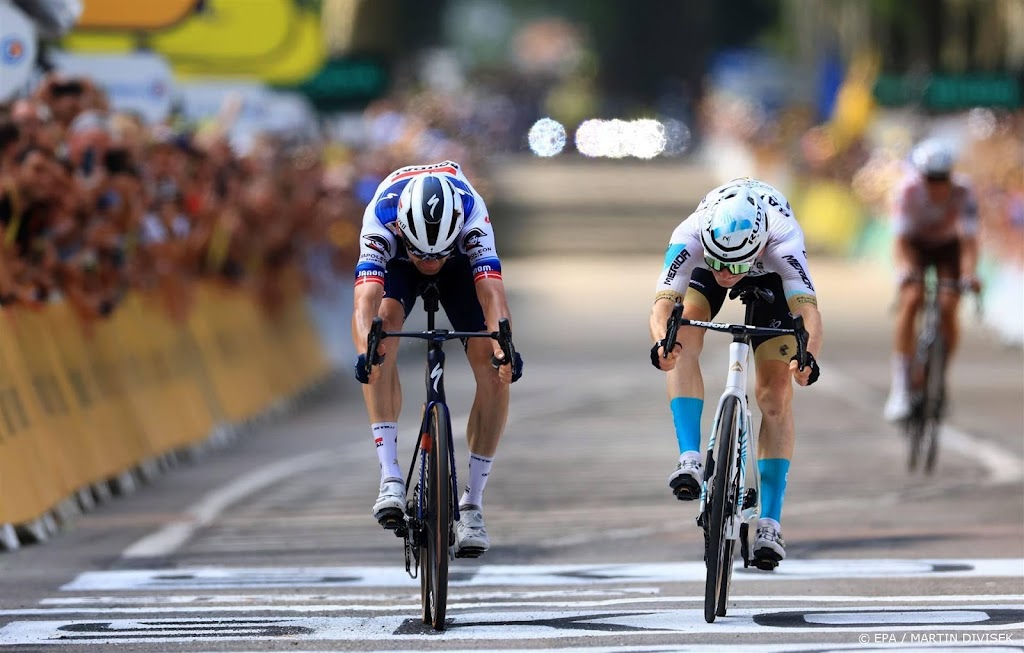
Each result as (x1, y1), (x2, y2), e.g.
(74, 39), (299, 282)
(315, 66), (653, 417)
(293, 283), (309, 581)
(419, 403), (451, 630)
(704, 396), (739, 623)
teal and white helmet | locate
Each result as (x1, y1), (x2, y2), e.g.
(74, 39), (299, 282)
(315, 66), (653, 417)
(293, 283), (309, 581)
(700, 184), (767, 274)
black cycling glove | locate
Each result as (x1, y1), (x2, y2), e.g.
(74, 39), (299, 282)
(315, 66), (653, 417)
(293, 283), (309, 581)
(791, 351), (820, 385)
(355, 351), (384, 384)
(650, 341), (680, 370)
(492, 351), (524, 383)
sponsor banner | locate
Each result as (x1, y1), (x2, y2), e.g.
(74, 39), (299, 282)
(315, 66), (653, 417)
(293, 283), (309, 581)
(0, 3), (37, 103)
(49, 51), (175, 124)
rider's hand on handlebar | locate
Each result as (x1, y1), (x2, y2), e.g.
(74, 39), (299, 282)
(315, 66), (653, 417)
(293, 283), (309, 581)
(789, 351), (820, 387)
(355, 350), (384, 384)
(650, 341), (681, 372)
(491, 348), (523, 384)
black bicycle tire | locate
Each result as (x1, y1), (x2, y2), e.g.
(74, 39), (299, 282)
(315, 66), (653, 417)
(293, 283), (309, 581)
(422, 403), (451, 630)
(705, 396), (739, 623)
(923, 335), (946, 474)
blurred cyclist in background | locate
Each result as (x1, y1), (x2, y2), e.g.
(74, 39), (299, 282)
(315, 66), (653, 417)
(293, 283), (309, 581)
(649, 178), (823, 569)
(352, 160), (522, 558)
(883, 139), (981, 422)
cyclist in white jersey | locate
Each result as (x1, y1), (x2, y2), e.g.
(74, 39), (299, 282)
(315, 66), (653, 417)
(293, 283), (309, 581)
(648, 178), (824, 568)
(352, 161), (522, 556)
(883, 139), (981, 421)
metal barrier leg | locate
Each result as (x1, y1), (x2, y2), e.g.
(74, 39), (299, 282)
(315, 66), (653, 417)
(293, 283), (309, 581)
(0, 524), (18, 551)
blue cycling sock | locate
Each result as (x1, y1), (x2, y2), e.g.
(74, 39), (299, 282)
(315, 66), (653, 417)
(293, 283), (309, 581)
(758, 458), (790, 523)
(670, 397), (703, 455)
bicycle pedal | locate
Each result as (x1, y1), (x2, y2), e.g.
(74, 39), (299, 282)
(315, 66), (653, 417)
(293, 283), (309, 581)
(376, 509), (404, 531)
(753, 556), (779, 571)
(454, 546), (486, 559)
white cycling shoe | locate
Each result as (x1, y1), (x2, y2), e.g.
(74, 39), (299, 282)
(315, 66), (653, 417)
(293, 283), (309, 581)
(883, 388), (911, 422)
(372, 479), (406, 530)
(668, 452), (703, 501)
(455, 505), (489, 558)
(752, 518), (786, 570)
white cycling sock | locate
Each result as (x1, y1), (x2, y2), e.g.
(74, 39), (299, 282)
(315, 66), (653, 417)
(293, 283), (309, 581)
(891, 354), (910, 392)
(372, 422), (401, 483)
(460, 452), (494, 509)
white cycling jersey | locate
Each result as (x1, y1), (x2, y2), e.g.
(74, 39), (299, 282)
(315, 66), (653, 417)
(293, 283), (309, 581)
(892, 170), (978, 244)
(354, 160), (502, 287)
(655, 179), (818, 310)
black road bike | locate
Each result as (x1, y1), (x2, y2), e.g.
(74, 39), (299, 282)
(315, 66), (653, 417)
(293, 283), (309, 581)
(364, 282), (515, 631)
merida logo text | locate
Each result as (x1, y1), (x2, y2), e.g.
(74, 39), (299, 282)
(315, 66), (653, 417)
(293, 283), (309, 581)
(782, 255), (814, 291)
(664, 248), (691, 284)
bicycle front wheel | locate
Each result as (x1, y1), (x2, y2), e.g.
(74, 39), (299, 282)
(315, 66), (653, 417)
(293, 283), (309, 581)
(704, 396), (739, 623)
(420, 403), (452, 630)
(922, 335), (946, 474)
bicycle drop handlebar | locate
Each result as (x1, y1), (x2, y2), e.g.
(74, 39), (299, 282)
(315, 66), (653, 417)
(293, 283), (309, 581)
(364, 316), (517, 378)
(662, 293), (811, 370)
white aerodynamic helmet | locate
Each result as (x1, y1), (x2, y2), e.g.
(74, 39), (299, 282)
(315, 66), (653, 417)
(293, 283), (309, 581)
(396, 173), (464, 257)
(911, 139), (955, 179)
(700, 184), (767, 274)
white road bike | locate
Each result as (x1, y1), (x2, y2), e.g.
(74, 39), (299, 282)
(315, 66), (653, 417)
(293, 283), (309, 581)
(660, 286), (810, 623)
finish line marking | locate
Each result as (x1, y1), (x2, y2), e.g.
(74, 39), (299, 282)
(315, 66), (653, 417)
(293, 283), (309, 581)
(0, 606), (1020, 644)
(61, 559), (1024, 592)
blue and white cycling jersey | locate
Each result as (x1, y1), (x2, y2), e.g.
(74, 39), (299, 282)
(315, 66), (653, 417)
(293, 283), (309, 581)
(655, 178), (818, 311)
(355, 160), (502, 288)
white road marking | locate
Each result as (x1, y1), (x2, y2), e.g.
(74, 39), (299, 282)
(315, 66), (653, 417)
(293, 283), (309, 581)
(185, 648), (1021, 653)
(4, 594), (1020, 616)
(121, 451), (338, 559)
(60, 559), (1024, 592)
(0, 606), (1019, 644)
(818, 365), (1024, 485)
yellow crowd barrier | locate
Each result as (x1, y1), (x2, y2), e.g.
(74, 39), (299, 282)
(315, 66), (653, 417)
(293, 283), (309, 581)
(0, 279), (332, 529)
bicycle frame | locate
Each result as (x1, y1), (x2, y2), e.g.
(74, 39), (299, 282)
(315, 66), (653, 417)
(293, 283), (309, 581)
(699, 339), (759, 550)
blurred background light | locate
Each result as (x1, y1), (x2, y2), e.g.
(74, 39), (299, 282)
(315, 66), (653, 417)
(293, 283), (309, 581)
(527, 118), (567, 157)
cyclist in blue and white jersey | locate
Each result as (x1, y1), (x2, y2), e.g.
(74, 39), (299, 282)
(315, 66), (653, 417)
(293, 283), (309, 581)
(648, 178), (824, 568)
(352, 161), (522, 557)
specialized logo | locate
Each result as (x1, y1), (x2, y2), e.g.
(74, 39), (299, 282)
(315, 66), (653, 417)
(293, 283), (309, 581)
(663, 247), (691, 284)
(376, 192), (398, 205)
(363, 234), (392, 256)
(462, 227), (487, 251)
(1, 37), (25, 64)
(782, 254), (815, 291)
(427, 193), (440, 218)
(430, 363), (443, 392)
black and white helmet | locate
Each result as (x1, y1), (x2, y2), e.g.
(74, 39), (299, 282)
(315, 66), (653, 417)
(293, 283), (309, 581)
(700, 184), (767, 271)
(396, 173), (464, 256)
(911, 139), (955, 179)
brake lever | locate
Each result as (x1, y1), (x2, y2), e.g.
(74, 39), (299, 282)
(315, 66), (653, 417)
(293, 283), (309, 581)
(663, 302), (683, 358)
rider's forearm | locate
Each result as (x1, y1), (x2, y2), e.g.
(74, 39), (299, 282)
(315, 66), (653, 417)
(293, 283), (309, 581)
(960, 236), (979, 280)
(794, 303), (823, 359)
(476, 278), (511, 332)
(351, 283), (384, 352)
(650, 297), (676, 343)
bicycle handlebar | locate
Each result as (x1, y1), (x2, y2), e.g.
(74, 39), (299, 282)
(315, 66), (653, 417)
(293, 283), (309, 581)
(662, 301), (811, 369)
(662, 301), (684, 359)
(365, 317), (517, 370)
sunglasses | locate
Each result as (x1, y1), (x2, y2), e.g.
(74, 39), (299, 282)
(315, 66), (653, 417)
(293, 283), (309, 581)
(704, 254), (752, 275)
(404, 238), (454, 262)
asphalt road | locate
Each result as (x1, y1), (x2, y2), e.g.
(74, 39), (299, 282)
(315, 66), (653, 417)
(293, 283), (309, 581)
(0, 251), (1021, 652)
